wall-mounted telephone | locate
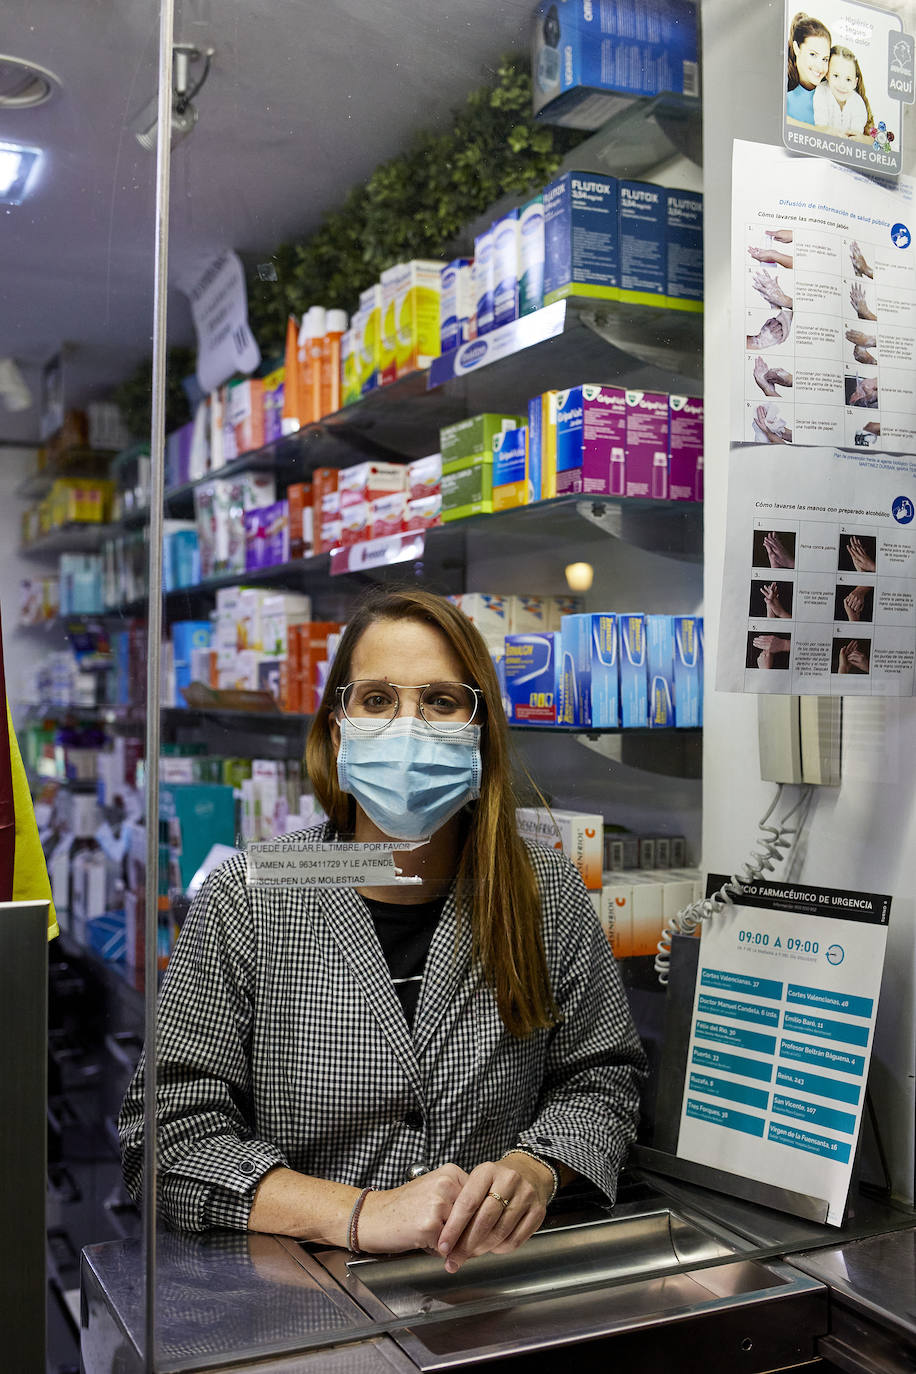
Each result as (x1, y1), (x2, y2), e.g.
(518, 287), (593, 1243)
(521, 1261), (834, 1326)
(757, 695), (842, 786)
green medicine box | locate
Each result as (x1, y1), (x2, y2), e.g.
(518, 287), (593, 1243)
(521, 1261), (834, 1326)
(440, 413), (524, 465)
(441, 461), (494, 521)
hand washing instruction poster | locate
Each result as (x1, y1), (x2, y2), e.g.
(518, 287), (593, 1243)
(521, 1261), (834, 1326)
(732, 139), (915, 451)
(717, 445), (916, 696)
(677, 879), (890, 1226)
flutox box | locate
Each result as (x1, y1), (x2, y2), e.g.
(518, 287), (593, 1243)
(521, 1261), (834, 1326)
(665, 188), (704, 303)
(668, 395), (703, 501)
(646, 614), (676, 728)
(543, 172), (619, 305)
(505, 633), (561, 725)
(556, 384), (626, 495)
(519, 196), (546, 316)
(618, 613), (648, 727)
(625, 390), (670, 499)
(492, 211), (520, 329)
(674, 615), (703, 726)
(618, 181), (666, 297)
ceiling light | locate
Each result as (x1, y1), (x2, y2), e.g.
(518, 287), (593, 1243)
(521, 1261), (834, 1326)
(565, 561), (594, 591)
(135, 43), (213, 152)
(0, 142), (41, 204)
(0, 55), (61, 108)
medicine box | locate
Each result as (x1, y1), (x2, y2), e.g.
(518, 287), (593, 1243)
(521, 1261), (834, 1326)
(441, 463), (493, 521)
(559, 613), (592, 727)
(505, 633), (561, 726)
(160, 783), (236, 892)
(473, 228), (495, 336)
(543, 172), (618, 305)
(588, 613), (619, 727)
(171, 621), (211, 709)
(646, 614), (676, 728)
(403, 492), (442, 531)
(357, 284), (382, 395)
(407, 453), (442, 499)
(453, 593), (511, 639)
(519, 195), (546, 316)
(526, 391), (560, 500)
(556, 385), (626, 496)
(546, 594), (584, 631)
(338, 461), (406, 507)
(618, 613), (648, 727)
(618, 181), (666, 297)
(492, 427), (528, 511)
(516, 806), (603, 891)
(668, 396), (703, 502)
(492, 210), (520, 329)
(509, 595), (548, 633)
(674, 615), (703, 726)
(261, 592), (312, 658)
(625, 390), (670, 499)
(666, 188), (704, 303)
(369, 491), (407, 538)
(380, 260), (444, 382)
(440, 258), (473, 353)
(440, 413), (523, 466)
(531, 0), (700, 129)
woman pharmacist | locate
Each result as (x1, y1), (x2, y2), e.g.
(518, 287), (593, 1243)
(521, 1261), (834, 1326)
(119, 587), (646, 1275)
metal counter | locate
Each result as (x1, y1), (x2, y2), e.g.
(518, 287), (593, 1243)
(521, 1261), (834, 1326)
(82, 1179), (840, 1373)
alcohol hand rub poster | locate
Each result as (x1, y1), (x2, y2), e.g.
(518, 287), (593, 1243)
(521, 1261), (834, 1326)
(733, 139), (916, 452)
(783, 1), (912, 178)
(677, 879), (890, 1226)
(718, 446), (915, 696)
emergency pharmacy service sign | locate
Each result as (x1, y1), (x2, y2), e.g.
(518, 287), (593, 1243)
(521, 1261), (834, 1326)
(677, 878), (890, 1226)
(783, 0), (913, 177)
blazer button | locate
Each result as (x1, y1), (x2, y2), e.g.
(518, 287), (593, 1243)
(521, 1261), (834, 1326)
(403, 1110), (424, 1132)
(238, 1159), (255, 1175)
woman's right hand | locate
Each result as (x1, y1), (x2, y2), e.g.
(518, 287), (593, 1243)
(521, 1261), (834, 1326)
(356, 1164), (469, 1254)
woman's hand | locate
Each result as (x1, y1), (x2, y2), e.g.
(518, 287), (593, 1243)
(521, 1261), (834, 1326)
(435, 1157), (553, 1273)
(753, 633), (791, 654)
(356, 1164), (469, 1254)
(762, 582), (790, 618)
(847, 535), (876, 573)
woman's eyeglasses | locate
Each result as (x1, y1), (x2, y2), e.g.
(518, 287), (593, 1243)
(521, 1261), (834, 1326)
(336, 680), (481, 733)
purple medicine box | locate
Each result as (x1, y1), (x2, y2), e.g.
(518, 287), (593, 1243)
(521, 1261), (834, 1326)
(668, 395), (703, 502)
(556, 385), (626, 495)
(625, 390), (670, 499)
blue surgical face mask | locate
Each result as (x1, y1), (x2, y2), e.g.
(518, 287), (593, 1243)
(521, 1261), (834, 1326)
(336, 715), (482, 842)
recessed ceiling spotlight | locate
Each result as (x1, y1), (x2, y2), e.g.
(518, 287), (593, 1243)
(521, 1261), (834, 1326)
(0, 54), (61, 108)
(0, 142), (42, 204)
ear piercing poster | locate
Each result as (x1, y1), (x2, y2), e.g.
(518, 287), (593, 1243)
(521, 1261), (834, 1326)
(733, 138), (916, 451)
(783, 0), (911, 178)
(717, 445), (915, 696)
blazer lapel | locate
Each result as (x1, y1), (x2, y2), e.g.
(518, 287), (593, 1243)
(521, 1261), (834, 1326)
(412, 888), (475, 1058)
(316, 885), (424, 1098)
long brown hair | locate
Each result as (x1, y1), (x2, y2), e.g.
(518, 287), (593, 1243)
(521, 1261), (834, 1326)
(787, 12), (831, 90)
(829, 44), (874, 130)
(306, 585), (559, 1038)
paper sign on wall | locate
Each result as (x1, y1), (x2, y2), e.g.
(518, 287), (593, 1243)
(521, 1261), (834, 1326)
(677, 878), (890, 1226)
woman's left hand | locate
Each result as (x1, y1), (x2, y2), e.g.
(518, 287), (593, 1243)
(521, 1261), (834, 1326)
(434, 1157), (553, 1273)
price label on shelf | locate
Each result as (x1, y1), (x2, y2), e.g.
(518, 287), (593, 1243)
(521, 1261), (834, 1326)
(329, 530), (426, 576)
(428, 301), (567, 387)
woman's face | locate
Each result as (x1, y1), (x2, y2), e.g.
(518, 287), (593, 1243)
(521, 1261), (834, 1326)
(330, 617), (469, 754)
(793, 34), (830, 88)
(828, 55), (857, 99)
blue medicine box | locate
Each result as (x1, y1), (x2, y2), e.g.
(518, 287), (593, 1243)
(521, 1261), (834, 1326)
(589, 614), (619, 727)
(559, 614), (592, 727)
(492, 210), (520, 329)
(531, 0), (700, 129)
(505, 633), (561, 725)
(646, 614), (676, 728)
(618, 613), (648, 728)
(544, 172), (618, 305)
(666, 189), (704, 302)
(492, 428), (527, 486)
(619, 181), (666, 297)
(674, 615), (703, 726)
(171, 621), (212, 710)
(160, 783), (236, 893)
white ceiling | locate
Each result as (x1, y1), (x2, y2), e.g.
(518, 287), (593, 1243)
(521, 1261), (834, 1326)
(0, 0), (534, 444)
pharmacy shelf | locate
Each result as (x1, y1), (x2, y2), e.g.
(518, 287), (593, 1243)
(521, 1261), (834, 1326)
(15, 448), (118, 501)
(18, 523), (121, 559)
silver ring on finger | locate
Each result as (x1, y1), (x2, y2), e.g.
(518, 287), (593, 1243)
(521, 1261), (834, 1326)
(486, 1190), (511, 1210)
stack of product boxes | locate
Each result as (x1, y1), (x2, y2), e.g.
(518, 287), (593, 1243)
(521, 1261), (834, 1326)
(440, 414), (525, 521)
(341, 260), (445, 404)
(460, 601), (703, 730)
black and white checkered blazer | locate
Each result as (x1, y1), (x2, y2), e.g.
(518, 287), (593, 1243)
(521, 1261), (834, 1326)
(119, 825), (647, 1231)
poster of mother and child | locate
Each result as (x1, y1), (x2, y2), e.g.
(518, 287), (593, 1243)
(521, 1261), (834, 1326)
(784, 1), (913, 176)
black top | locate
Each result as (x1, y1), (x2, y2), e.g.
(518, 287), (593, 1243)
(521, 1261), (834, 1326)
(361, 892), (447, 1026)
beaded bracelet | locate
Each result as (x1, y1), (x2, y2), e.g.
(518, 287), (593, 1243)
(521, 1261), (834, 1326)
(501, 1148), (560, 1205)
(347, 1186), (376, 1254)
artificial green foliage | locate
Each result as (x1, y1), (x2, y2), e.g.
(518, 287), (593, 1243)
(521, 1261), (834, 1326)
(111, 347), (195, 441)
(112, 56), (582, 432)
(247, 56), (583, 356)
